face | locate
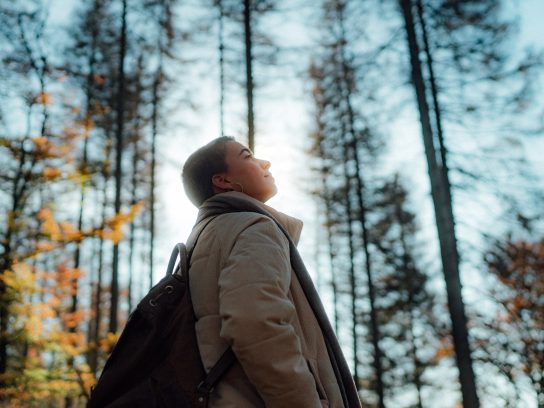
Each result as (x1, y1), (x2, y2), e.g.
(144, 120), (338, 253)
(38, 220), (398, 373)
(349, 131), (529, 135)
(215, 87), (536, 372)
(212, 141), (277, 203)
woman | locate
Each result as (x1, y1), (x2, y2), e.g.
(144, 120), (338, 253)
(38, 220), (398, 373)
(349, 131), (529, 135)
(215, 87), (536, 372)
(182, 136), (360, 407)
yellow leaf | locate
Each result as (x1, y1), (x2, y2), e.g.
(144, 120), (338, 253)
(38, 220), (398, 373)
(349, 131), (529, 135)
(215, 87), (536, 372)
(100, 203), (144, 244)
(24, 315), (44, 341)
(38, 208), (61, 240)
(99, 332), (120, 352)
(2, 263), (36, 293)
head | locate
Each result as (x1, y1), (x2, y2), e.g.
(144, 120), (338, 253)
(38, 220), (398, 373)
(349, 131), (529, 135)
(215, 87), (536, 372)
(182, 136), (277, 207)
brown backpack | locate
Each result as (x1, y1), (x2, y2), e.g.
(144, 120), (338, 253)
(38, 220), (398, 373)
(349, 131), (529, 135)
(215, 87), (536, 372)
(88, 218), (234, 407)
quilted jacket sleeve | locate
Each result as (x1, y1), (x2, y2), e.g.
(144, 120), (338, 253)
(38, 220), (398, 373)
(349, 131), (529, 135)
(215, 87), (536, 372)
(218, 216), (322, 408)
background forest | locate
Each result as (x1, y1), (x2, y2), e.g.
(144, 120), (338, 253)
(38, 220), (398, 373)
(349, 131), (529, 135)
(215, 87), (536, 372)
(0, 0), (543, 407)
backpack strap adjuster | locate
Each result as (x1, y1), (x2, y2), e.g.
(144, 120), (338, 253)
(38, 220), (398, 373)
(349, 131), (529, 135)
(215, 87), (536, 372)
(197, 379), (213, 395)
(196, 348), (236, 397)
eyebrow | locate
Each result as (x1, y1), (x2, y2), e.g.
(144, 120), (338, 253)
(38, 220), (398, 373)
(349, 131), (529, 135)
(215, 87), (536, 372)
(239, 148), (252, 156)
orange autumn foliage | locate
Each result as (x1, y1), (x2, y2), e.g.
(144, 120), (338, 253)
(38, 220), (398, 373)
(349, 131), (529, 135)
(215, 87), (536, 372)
(487, 239), (544, 324)
(62, 310), (87, 329)
(36, 91), (52, 105)
(432, 337), (455, 364)
(3, 201), (147, 402)
(38, 202), (143, 245)
(484, 237), (544, 397)
(43, 166), (62, 180)
(31, 135), (76, 160)
(1, 259), (100, 403)
(99, 332), (120, 353)
(32, 136), (49, 150)
(38, 208), (63, 241)
(99, 201), (144, 244)
(93, 74), (105, 86)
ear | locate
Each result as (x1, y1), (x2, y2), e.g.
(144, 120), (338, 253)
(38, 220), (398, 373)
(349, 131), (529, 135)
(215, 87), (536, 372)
(211, 174), (232, 192)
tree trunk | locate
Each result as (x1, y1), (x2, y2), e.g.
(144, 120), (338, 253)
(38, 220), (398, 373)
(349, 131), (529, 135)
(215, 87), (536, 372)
(65, 30), (97, 408)
(396, 193), (424, 408)
(318, 139), (340, 334)
(415, 0), (449, 176)
(331, 72), (360, 383)
(407, 306), (424, 408)
(312, 84), (340, 335)
(399, 1), (479, 406)
(71, 30), (97, 331)
(343, 78), (384, 406)
(218, 0), (226, 136)
(341, 137), (360, 386)
(351, 143), (384, 403)
(148, 52), (162, 293)
(110, 0), (127, 334)
(128, 109), (140, 313)
(334, 1), (384, 399)
(327, 59), (360, 380)
(0, 216), (15, 381)
(323, 189), (339, 335)
(127, 167), (136, 314)
(86, 224), (99, 374)
(243, 0), (255, 151)
(90, 169), (110, 375)
(128, 54), (145, 310)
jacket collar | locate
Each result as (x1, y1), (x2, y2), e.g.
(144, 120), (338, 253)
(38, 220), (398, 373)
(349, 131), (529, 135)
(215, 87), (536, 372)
(196, 192), (303, 245)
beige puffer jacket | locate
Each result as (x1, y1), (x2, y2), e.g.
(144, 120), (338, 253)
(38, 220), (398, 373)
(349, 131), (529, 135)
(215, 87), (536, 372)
(188, 192), (348, 407)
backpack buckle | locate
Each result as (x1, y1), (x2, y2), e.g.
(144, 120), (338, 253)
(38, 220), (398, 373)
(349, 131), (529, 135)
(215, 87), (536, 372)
(197, 380), (213, 395)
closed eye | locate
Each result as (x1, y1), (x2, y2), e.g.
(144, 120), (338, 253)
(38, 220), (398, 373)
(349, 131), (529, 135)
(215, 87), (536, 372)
(239, 148), (254, 158)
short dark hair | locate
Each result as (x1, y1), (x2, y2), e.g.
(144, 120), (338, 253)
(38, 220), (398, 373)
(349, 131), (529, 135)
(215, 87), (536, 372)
(182, 136), (234, 207)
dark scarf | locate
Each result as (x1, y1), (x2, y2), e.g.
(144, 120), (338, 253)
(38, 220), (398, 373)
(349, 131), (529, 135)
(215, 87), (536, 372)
(195, 192), (361, 408)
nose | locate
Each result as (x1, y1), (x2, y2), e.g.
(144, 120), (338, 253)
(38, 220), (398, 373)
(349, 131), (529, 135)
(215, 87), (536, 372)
(259, 159), (271, 170)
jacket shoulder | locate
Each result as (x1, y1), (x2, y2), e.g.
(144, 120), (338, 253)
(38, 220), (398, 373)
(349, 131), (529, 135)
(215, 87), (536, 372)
(211, 211), (283, 240)
(193, 212), (286, 270)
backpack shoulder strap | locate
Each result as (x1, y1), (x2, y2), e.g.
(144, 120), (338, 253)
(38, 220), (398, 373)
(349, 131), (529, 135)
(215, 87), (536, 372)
(198, 347), (236, 397)
(187, 216), (218, 256)
(167, 216), (218, 279)
(185, 215), (236, 395)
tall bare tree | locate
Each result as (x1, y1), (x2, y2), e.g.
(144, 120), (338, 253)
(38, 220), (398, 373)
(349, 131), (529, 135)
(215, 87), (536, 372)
(399, 0), (479, 403)
(110, 0), (127, 334)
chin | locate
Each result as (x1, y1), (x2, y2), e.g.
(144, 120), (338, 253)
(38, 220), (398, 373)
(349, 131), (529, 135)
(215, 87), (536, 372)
(262, 187), (278, 203)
